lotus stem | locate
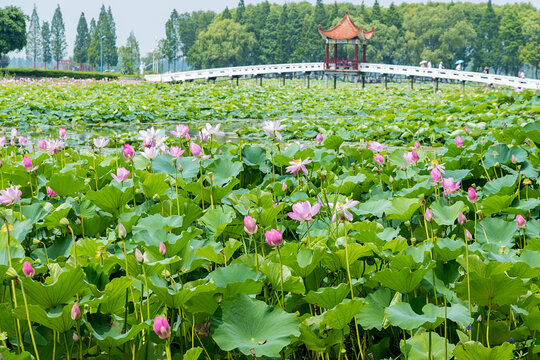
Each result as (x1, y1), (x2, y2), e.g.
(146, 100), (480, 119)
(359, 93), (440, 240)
(174, 163), (180, 216)
(486, 304), (491, 348)
(20, 280), (41, 360)
(199, 161), (205, 212)
(444, 295), (448, 359)
(344, 226), (364, 360)
(4, 218), (24, 352)
(165, 340), (172, 360)
(251, 235), (259, 273)
(277, 246), (285, 309)
(68, 225), (78, 268)
(141, 265), (151, 320)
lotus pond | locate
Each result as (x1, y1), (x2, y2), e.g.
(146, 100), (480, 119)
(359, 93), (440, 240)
(0, 78), (539, 360)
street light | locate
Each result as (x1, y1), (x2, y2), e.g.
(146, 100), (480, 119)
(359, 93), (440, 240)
(100, 36), (105, 73)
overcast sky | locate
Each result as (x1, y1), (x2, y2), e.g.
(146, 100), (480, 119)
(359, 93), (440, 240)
(4, 0), (537, 56)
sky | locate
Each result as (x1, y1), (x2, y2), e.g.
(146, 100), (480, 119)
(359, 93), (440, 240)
(3, 0), (537, 56)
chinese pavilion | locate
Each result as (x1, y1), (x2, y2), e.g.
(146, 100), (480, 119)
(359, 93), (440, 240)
(318, 12), (374, 71)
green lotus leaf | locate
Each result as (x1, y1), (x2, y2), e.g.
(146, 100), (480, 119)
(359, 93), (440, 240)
(453, 341), (515, 360)
(372, 267), (429, 294)
(206, 158), (243, 186)
(142, 172), (169, 199)
(183, 347), (203, 360)
(304, 283), (350, 309)
(47, 173), (87, 197)
(480, 194), (515, 216)
(242, 146), (266, 169)
(475, 218), (517, 246)
(357, 288), (393, 331)
(260, 261), (305, 294)
(22, 267), (86, 309)
(14, 304), (75, 333)
(483, 175), (517, 196)
(84, 185), (133, 216)
(207, 263), (264, 296)
(430, 200), (467, 226)
(211, 293), (300, 357)
(322, 298), (366, 329)
(199, 206), (235, 240)
(454, 272), (527, 306)
(196, 239), (242, 265)
(148, 277), (216, 309)
(400, 332), (455, 360)
(385, 197), (422, 221)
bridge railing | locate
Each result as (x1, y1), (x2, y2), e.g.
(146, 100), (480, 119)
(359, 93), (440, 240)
(145, 62), (540, 90)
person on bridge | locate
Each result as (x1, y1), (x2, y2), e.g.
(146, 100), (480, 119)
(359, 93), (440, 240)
(483, 66), (489, 74)
(438, 62), (444, 69)
(456, 63), (462, 71)
(427, 61), (432, 68)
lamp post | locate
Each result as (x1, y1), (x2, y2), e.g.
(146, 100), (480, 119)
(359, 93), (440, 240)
(100, 36), (105, 73)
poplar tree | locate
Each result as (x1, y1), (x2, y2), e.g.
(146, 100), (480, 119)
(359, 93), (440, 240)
(50, 5), (67, 67)
(371, 0), (382, 22)
(41, 21), (51, 67)
(73, 12), (89, 64)
(26, 4), (41, 65)
(473, 0), (500, 71)
(164, 10), (179, 71)
(314, 0), (327, 27)
(235, 0), (245, 23)
(106, 6), (118, 68)
(119, 31), (140, 73)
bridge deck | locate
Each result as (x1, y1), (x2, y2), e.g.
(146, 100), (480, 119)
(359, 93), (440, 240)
(145, 62), (540, 91)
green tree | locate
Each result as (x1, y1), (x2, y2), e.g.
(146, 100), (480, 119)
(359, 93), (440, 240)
(105, 6), (118, 68)
(222, 7), (232, 20)
(119, 31), (140, 73)
(314, 0), (326, 28)
(275, 4), (289, 63)
(87, 18), (100, 66)
(384, 3), (402, 29)
(50, 5), (67, 67)
(187, 18), (256, 69)
(177, 11), (215, 68)
(235, 0), (245, 23)
(73, 12), (89, 64)
(164, 10), (179, 71)
(371, 0), (382, 22)
(259, 6), (280, 64)
(41, 21), (51, 66)
(0, 6), (27, 59)
(499, 7), (523, 75)
(473, 0), (500, 71)
(519, 42), (540, 79)
(26, 5), (41, 65)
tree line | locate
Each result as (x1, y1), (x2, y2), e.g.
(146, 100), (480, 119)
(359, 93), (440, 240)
(161, 0), (539, 77)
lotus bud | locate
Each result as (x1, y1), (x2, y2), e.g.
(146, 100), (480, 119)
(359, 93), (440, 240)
(389, 175), (394, 183)
(458, 212), (467, 225)
(71, 302), (81, 321)
(374, 154), (384, 165)
(424, 209), (433, 222)
(244, 215), (258, 235)
(177, 162), (183, 171)
(5, 267), (18, 280)
(516, 215), (526, 230)
(213, 293), (223, 305)
(190, 142), (203, 157)
(153, 316), (171, 339)
(464, 126), (470, 135)
(414, 141), (420, 149)
(22, 261), (35, 278)
(315, 133), (323, 144)
(59, 218), (69, 227)
(47, 187), (58, 198)
(411, 149), (420, 162)
(511, 154), (517, 164)
(59, 128), (67, 139)
(477, 314), (482, 322)
(430, 168), (441, 183)
(118, 223), (127, 239)
(404, 220), (411, 227)
(135, 248), (144, 263)
(467, 187), (477, 203)
(465, 229), (473, 242)
(38, 139), (47, 151)
(161, 269), (171, 278)
(282, 181), (287, 191)
(73, 333), (79, 342)
(22, 157), (33, 172)
(159, 242), (167, 256)
(265, 229), (283, 247)
(455, 136), (464, 148)
(123, 144), (135, 160)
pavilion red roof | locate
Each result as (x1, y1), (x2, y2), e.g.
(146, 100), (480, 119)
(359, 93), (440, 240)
(318, 13), (374, 41)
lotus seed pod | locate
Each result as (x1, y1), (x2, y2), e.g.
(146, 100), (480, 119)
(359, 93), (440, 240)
(59, 218), (69, 227)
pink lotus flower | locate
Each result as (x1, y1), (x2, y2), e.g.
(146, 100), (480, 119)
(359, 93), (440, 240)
(265, 229), (283, 247)
(315, 133), (323, 144)
(71, 302), (81, 321)
(22, 157), (38, 172)
(262, 120), (286, 141)
(153, 316), (171, 339)
(425, 208), (433, 222)
(403, 152), (414, 165)
(367, 141), (385, 152)
(18, 136), (27, 145)
(73, 333), (79, 342)
(441, 177), (461, 197)
(38, 139), (47, 151)
(331, 199), (359, 223)
(190, 142), (203, 157)
(0, 185), (22, 206)
(59, 128), (67, 139)
(169, 146), (185, 158)
(159, 242), (167, 256)
(170, 124), (190, 138)
(23, 261), (35, 277)
(285, 157), (312, 176)
(456, 136), (464, 148)
(288, 201), (321, 223)
(47, 187), (58, 198)
(511, 155), (517, 164)
(467, 187), (477, 203)
(93, 137), (109, 149)
(458, 212), (467, 225)
(141, 147), (159, 160)
(0, 136), (5, 148)
(374, 154), (385, 165)
(427, 161), (446, 174)
(465, 229), (473, 241)
(11, 128), (17, 138)
(516, 215), (526, 230)
(414, 141), (420, 149)
(45, 139), (66, 155)
(202, 123), (225, 137)
(138, 127), (168, 149)
(244, 215), (258, 235)
(430, 168), (442, 184)
(464, 126), (470, 135)
(111, 167), (130, 183)
(123, 144), (135, 160)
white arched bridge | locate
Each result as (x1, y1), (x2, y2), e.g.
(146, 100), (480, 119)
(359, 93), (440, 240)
(145, 62), (540, 91)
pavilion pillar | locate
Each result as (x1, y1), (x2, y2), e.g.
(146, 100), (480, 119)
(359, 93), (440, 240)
(384, 74), (388, 89)
(355, 43), (359, 70)
(236, 76), (239, 86)
(325, 43), (329, 69)
(410, 76), (414, 89)
(354, 74), (358, 88)
(434, 78), (439, 93)
(334, 44), (338, 66)
(325, 75), (329, 88)
(362, 44), (367, 63)
(260, 76), (263, 87)
(307, 73), (310, 89)
(333, 75), (337, 90)
(461, 80), (465, 91)
(282, 74), (286, 87)
(362, 74), (365, 89)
